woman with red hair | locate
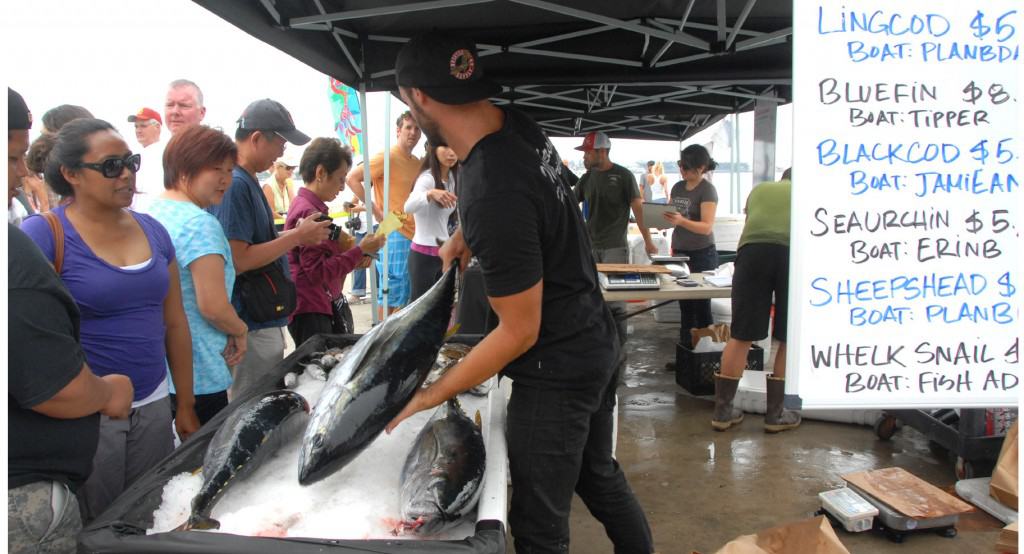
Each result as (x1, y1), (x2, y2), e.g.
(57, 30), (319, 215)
(149, 125), (248, 425)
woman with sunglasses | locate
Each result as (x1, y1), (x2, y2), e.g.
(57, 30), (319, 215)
(664, 144), (720, 351)
(404, 142), (458, 302)
(20, 118), (199, 522)
(149, 125), (248, 427)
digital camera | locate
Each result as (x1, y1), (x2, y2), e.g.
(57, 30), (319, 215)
(315, 213), (342, 242)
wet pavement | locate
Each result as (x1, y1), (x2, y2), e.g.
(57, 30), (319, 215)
(343, 297), (1005, 553)
(567, 311), (1004, 554)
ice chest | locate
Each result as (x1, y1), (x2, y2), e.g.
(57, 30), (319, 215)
(78, 334), (508, 554)
(675, 343), (764, 395)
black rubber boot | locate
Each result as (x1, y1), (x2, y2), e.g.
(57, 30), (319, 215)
(764, 376), (801, 433)
(711, 374), (744, 431)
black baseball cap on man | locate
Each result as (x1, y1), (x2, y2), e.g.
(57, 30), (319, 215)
(236, 98), (310, 145)
(9, 88), (32, 131)
(395, 32), (501, 105)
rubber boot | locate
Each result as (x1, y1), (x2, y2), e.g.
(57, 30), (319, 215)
(711, 374), (744, 431)
(764, 376), (801, 433)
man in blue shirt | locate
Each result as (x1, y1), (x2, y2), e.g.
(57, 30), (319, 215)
(210, 99), (330, 400)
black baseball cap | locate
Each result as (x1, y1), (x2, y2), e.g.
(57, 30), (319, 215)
(8, 88), (32, 131)
(395, 32), (501, 105)
(236, 98), (310, 145)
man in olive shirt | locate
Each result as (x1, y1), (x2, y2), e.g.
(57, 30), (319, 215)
(713, 170), (800, 433)
(573, 131), (657, 343)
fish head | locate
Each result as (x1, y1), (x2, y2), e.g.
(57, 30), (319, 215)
(398, 503), (447, 536)
(297, 428), (328, 485)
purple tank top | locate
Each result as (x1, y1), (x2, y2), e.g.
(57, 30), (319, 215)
(20, 206), (176, 401)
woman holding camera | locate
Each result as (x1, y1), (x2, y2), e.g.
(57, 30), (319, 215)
(285, 138), (385, 346)
(404, 143), (458, 302)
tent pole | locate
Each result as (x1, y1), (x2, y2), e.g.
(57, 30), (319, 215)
(359, 84), (378, 326)
(382, 95), (392, 316)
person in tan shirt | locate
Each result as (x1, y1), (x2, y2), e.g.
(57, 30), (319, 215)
(346, 111), (422, 313)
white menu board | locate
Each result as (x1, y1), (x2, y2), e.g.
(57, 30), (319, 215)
(789, 1), (1021, 409)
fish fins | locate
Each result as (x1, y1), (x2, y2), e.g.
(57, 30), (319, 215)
(474, 410), (482, 428)
(443, 323), (461, 340)
(182, 515), (221, 531)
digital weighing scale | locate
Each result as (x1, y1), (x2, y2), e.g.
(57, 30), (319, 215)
(598, 272), (661, 290)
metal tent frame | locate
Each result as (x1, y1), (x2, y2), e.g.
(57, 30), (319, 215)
(195, 0), (793, 140)
(193, 0), (794, 320)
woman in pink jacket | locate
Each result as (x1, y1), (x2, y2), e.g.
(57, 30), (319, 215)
(284, 138), (384, 346)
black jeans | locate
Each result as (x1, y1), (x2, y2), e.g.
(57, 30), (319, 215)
(287, 312), (335, 348)
(170, 391), (228, 426)
(675, 245), (719, 345)
(506, 367), (654, 553)
(408, 248), (442, 303)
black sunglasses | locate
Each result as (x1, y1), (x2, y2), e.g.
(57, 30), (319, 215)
(677, 161), (693, 170)
(79, 153), (142, 178)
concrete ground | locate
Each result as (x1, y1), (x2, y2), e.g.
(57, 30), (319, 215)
(336, 295), (1005, 554)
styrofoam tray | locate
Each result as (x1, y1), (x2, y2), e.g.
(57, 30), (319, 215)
(955, 477), (1018, 525)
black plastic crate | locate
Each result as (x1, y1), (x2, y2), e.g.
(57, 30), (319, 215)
(675, 343), (764, 395)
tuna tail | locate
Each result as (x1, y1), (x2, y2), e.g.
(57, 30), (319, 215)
(446, 397), (464, 416)
(181, 515), (221, 531)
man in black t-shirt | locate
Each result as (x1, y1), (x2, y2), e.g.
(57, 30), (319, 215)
(8, 86), (133, 554)
(385, 35), (654, 553)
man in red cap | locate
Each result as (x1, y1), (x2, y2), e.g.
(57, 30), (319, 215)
(127, 107), (162, 148)
(574, 130), (658, 344)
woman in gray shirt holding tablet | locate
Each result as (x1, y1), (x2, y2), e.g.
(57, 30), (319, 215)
(664, 145), (719, 349)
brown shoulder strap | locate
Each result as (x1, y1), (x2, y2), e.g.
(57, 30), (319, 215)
(42, 212), (65, 274)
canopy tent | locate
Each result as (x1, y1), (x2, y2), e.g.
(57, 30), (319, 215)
(193, 0), (792, 140)
(192, 0), (794, 315)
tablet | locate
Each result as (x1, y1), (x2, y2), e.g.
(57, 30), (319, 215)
(640, 202), (678, 229)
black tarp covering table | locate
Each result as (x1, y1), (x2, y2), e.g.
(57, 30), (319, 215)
(78, 334), (505, 554)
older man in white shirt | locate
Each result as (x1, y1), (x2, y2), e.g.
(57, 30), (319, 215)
(131, 79), (206, 212)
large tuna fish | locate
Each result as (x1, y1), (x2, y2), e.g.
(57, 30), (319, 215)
(184, 390), (310, 530)
(397, 398), (486, 535)
(298, 264), (458, 485)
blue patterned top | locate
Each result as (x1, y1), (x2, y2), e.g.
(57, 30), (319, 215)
(149, 199), (235, 395)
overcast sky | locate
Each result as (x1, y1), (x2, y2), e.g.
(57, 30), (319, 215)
(4, 0), (790, 180)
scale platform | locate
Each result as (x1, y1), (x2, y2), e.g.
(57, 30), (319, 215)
(598, 272), (661, 290)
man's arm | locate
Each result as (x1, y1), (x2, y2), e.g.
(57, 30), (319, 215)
(345, 165), (368, 204)
(631, 196), (658, 255)
(346, 164), (385, 222)
(230, 215), (332, 273)
(9, 285), (134, 420)
(387, 279), (542, 432)
(350, 158), (390, 222)
(33, 365), (133, 420)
